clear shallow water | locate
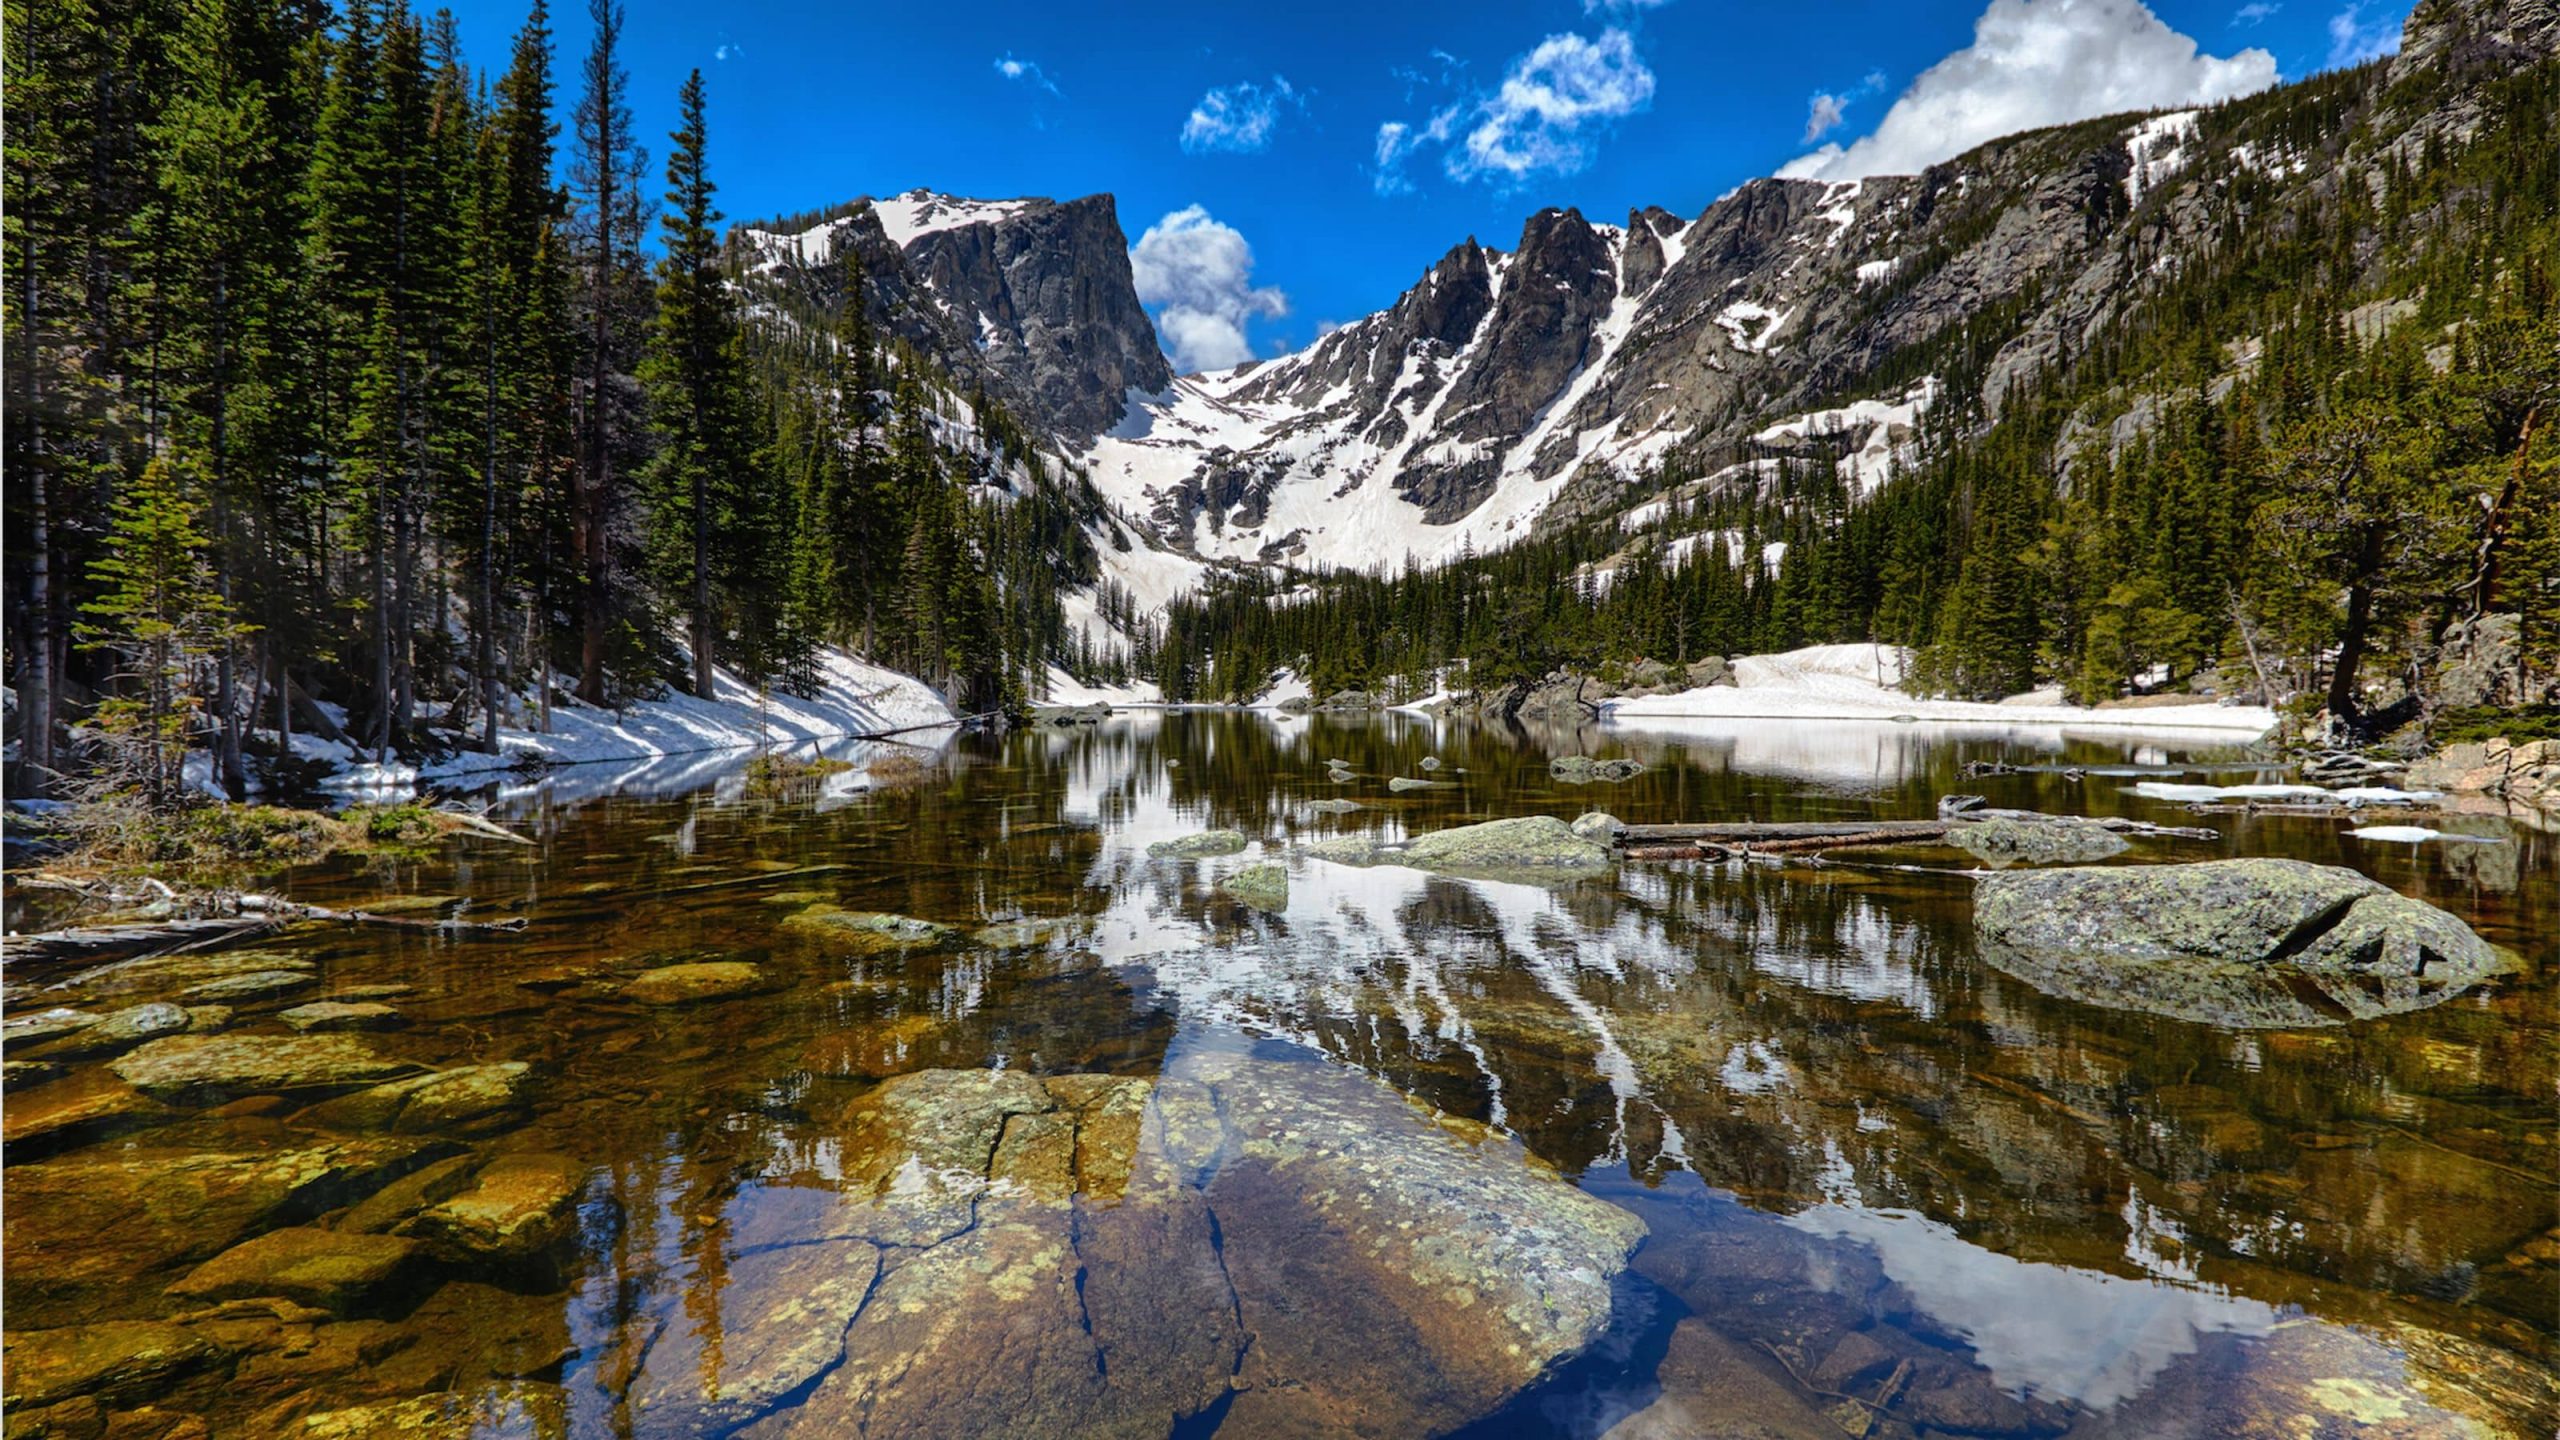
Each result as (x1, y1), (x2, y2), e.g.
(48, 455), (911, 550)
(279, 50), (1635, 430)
(4, 711), (2553, 1437)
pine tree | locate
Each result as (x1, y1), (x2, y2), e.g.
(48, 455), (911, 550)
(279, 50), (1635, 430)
(76, 459), (247, 808)
(567, 0), (647, 703)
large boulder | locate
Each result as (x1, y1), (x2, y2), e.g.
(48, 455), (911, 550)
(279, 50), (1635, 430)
(614, 1058), (1643, 1440)
(1975, 859), (2518, 1027)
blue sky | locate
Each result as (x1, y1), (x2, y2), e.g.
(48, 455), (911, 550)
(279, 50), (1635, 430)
(440, 0), (2408, 370)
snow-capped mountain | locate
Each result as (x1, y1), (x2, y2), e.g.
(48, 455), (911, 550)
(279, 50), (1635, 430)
(741, 0), (2554, 592)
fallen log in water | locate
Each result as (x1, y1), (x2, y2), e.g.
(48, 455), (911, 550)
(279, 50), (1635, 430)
(1616, 810), (2217, 862)
(6, 878), (528, 965)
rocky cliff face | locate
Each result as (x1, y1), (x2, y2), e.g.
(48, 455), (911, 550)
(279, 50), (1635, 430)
(740, 189), (1169, 441)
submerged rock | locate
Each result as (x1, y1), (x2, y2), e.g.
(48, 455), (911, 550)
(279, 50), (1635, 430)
(0, 1070), (170, 1155)
(404, 1153), (584, 1263)
(618, 1058), (1641, 1440)
(279, 1000), (406, 1032)
(971, 917), (1084, 950)
(296, 1063), (534, 1135)
(1306, 797), (1362, 815)
(1947, 816), (2131, 866)
(1, 1321), (218, 1412)
(781, 906), (957, 952)
(110, 1034), (422, 1105)
(166, 1226), (419, 1312)
(6, 1138), (449, 1309)
(286, 1383), (568, 1439)
(1387, 776), (1453, 792)
(1148, 829), (1250, 858)
(50, 1002), (196, 1057)
(619, 962), (770, 1006)
(178, 969), (321, 1002)
(1975, 859), (2518, 1026)
(1222, 862), (1290, 909)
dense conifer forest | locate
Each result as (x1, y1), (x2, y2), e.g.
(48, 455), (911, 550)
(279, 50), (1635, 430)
(3, 0), (1071, 800)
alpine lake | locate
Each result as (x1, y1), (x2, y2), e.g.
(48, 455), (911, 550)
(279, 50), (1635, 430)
(3, 709), (2553, 1440)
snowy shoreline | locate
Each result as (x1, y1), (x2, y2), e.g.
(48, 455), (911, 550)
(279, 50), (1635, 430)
(319, 650), (959, 798)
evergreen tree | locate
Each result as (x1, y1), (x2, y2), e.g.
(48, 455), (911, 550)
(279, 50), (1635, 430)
(76, 459), (247, 807)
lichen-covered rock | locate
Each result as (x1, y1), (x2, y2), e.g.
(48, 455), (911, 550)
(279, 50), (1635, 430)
(1306, 798), (1362, 815)
(1405, 815), (1613, 876)
(1147, 829), (1249, 858)
(166, 1226), (419, 1312)
(1570, 812), (1624, 844)
(1975, 859), (2519, 1027)
(1222, 862), (1290, 909)
(1947, 816), (2131, 866)
(1387, 776), (1452, 792)
(619, 962), (770, 1006)
(110, 1035), (422, 1105)
(51, 1002), (196, 1057)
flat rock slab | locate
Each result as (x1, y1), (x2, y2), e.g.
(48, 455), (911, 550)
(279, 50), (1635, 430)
(280, 1001), (407, 1032)
(47, 1002), (197, 1057)
(2, 1321), (219, 1411)
(167, 1226), (420, 1312)
(1975, 858), (2518, 1027)
(620, 962), (770, 1006)
(110, 1034), (423, 1105)
(0, 1070), (170, 1155)
(179, 968), (324, 1002)
(297, 1063), (535, 1135)
(5, 1138), (445, 1310)
(404, 1153), (585, 1263)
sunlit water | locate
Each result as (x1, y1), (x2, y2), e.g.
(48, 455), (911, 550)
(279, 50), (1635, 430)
(4, 711), (2553, 1438)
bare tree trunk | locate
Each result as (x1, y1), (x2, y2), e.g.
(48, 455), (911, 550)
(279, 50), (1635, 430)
(2326, 521), (2389, 726)
(21, 229), (56, 794)
(481, 315), (502, 752)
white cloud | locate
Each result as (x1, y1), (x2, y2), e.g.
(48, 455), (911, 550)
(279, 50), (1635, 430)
(1376, 28), (1656, 191)
(1583, 0), (1672, 11)
(2231, 1), (2280, 24)
(1803, 70), (1889, 142)
(2325, 3), (2401, 66)
(714, 40), (740, 61)
(1777, 0), (2279, 182)
(1128, 206), (1289, 373)
(1180, 76), (1303, 155)
(1456, 29), (1657, 181)
(992, 53), (1060, 96)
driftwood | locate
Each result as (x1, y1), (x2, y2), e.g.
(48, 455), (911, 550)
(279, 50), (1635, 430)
(7, 879), (527, 966)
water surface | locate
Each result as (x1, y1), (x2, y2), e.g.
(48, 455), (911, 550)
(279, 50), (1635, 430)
(4, 711), (2552, 1437)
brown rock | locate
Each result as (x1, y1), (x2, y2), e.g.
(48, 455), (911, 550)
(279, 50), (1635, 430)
(166, 1227), (420, 1313)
